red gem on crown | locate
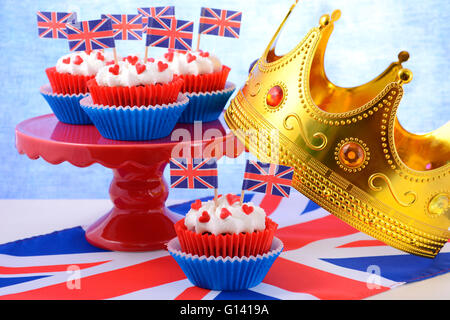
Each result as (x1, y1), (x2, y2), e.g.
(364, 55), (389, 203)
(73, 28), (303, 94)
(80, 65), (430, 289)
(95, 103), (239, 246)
(266, 85), (284, 107)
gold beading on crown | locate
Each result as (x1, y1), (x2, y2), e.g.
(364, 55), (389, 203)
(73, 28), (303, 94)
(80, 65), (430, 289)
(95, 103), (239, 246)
(225, 2), (450, 258)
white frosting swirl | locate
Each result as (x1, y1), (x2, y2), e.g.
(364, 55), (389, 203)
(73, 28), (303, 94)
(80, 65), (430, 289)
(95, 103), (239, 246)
(94, 56), (174, 87)
(162, 50), (222, 76)
(184, 194), (266, 235)
(56, 50), (115, 76)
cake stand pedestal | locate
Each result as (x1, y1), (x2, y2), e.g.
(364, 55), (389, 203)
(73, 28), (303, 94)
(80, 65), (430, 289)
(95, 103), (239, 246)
(15, 114), (243, 251)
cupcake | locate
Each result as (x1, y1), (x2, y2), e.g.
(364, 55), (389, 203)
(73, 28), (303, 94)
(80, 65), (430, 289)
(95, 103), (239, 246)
(42, 50), (114, 125)
(80, 56), (188, 141)
(87, 55), (184, 107)
(161, 50), (235, 123)
(46, 50), (114, 95)
(162, 49), (229, 93)
(168, 194), (283, 291)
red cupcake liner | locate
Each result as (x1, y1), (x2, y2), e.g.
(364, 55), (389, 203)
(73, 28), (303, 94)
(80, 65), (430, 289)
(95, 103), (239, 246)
(175, 217), (278, 258)
(87, 78), (184, 107)
(46, 67), (95, 95)
(178, 65), (231, 94)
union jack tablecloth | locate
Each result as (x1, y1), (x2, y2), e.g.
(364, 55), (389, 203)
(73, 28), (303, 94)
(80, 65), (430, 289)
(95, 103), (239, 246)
(0, 192), (448, 300)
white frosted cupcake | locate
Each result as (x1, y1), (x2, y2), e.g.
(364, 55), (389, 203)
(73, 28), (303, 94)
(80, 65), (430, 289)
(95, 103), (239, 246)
(174, 194), (278, 258)
(161, 49), (230, 93)
(87, 55), (183, 107)
(46, 50), (115, 95)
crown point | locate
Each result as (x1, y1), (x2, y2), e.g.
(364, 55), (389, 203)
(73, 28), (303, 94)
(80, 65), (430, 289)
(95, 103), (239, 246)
(398, 68), (413, 84)
(319, 14), (331, 27)
(398, 51), (410, 63)
(331, 10), (342, 22)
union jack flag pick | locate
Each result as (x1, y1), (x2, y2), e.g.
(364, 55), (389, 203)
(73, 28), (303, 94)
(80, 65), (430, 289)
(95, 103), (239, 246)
(199, 7), (242, 39)
(138, 6), (175, 33)
(36, 11), (77, 39)
(66, 19), (116, 52)
(146, 17), (194, 51)
(170, 158), (218, 189)
(101, 14), (143, 41)
(242, 160), (294, 198)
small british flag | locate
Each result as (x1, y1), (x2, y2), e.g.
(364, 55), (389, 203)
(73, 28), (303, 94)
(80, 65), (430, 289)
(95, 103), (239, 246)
(138, 6), (175, 33)
(199, 7), (242, 39)
(36, 11), (77, 39)
(101, 14), (143, 41)
(66, 19), (115, 53)
(170, 158), (218, 189)
(242, 160), (294, 198)
(146, 17), (194, 51)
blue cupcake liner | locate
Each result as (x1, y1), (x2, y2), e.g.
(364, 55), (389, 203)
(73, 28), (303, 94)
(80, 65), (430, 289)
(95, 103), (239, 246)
(168, 237), (283, 291)
(79, 94), (189, 141)
(177, 82), (236, 123)
(40, 84), (92, 125)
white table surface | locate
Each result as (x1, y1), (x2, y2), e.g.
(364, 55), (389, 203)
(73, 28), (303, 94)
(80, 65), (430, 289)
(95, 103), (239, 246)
(0, 199), (448, 300)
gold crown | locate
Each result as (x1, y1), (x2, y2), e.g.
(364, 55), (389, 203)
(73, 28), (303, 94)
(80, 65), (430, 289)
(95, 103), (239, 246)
(225, 2), (450, 258)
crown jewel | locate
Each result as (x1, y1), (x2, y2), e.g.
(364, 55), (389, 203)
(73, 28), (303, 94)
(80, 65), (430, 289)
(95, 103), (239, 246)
(225, 2), (450, 258)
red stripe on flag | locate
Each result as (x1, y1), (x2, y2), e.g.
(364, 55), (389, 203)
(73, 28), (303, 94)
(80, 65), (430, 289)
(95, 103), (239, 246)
(275, 215), (359, 251)
(263, 257), (390, 300)
(0, 261), (110, 275)
(258, 194), (283, 216)
(0, 256), (185, 300)
(336, 239), (386, 248)
(175, 286), (210, 300)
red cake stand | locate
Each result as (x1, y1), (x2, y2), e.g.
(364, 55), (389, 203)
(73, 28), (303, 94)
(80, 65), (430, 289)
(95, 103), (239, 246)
(15, 114), (244, 251)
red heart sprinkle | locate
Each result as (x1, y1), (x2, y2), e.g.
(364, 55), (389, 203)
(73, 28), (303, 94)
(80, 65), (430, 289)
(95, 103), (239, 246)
(220, 208), (232, 219)
(226, 193), (240, 206)
(242, 204), (254, 215)
(106, 60), (115, 66)
(96, 51), (105, 61)
(164, 52), (174, 62)
(62, 57), (71, 64)
(198, 211), (210, 223)
(199, 51), (210, 58)
(126, 56), (139, 65)
(135, 63), (146, 75)
(157, 61), (168, 72)
(190, 199), (202, 211)
(109, 64), (120, 75)
(186, 53), (197, 63)
(147, 57), (155, 63)
(74, 55), (83, 65)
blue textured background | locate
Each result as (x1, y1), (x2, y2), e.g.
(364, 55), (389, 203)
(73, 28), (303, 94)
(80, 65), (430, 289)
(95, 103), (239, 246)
(0, 0), (448, 199)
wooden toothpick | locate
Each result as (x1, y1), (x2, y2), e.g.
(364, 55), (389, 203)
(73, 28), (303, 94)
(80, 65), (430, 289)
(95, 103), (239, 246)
(239, 190), (245, 206)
